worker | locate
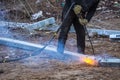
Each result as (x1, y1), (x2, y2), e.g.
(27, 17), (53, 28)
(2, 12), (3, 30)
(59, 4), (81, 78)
(57, 0), (100, 54)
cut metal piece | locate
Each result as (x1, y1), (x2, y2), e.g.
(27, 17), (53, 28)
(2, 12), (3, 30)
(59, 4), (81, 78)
(109, 34), (120, 42)
(99, 58), (120, 67)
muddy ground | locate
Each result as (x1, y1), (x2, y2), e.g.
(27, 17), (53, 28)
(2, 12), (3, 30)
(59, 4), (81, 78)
(0, 0), (120, 80)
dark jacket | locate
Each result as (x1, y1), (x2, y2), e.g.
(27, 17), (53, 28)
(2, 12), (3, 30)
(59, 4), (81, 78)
(65, 0), (100, 21)
(57, 0), (100, 54)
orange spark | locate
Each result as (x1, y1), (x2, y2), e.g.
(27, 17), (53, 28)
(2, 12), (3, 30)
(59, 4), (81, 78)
(82, 56), (98, 66)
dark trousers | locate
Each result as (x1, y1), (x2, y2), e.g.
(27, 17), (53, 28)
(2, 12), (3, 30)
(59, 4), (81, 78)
(57, 5), (85, 54)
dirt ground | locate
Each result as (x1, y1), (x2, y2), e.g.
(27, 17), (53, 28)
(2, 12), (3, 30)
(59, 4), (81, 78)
(0, 0), (120, 80)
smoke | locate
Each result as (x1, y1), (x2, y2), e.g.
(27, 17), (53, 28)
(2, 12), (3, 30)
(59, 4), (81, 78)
(95, 53), (117, 61)
(22, 48), (79, 68)
(0, 2), (30, 61)
(0, 1), (13, 38)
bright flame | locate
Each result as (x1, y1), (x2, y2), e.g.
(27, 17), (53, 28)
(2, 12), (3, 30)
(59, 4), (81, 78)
(81, 56), (98, 66)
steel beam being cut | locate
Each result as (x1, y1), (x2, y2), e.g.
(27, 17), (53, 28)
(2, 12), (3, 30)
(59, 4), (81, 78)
(0, 37), (120, 67)
(0, 37), (82, 61)
(0, 37), (83, 57)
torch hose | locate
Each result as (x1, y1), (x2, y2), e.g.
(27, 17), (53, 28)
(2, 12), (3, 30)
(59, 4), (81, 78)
(84, 25), (95, 55)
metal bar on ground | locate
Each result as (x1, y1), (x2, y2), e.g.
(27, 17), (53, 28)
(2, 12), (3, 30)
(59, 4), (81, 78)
(109, 34), (120, 42)
(70, 27), (120, 36)
(0, 37), (44, 51)
(0, 37), (84, 62)
(88, 29), (120, 36)
(27, 17), (55, 30)
(0, 37), (120, 67)
(0, 37), (83, 57)
(99, 58), (120, 67)
(0, 17), (55, 29)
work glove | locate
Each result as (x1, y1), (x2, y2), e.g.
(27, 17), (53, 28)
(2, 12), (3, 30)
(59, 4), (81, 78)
(79, 18), (88, 26)
(73, 5), (82, 15)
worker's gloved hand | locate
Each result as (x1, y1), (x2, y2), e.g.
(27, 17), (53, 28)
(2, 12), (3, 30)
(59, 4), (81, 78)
(73, 5), (82, 15)
(79, 19), (88, 26)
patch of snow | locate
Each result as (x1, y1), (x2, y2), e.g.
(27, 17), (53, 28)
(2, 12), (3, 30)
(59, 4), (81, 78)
(31, 11), (43, 20)
(35, 0), (42, 4)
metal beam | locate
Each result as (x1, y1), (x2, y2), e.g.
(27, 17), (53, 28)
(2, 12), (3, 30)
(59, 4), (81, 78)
(0, 37), (120, 67)
(0, 37), (44, 51)
(70, 27), (120, 36)
(0, 37), (83, 62)
(0, 37), (83, 57)
(0, 17), (55, 30)
(88, 29), (120, 36)
(109, 34), (120, 42)
(99, 58), (120, 67)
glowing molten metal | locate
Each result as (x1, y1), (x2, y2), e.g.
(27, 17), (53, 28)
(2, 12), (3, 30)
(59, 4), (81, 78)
(81, 56), (98, 66)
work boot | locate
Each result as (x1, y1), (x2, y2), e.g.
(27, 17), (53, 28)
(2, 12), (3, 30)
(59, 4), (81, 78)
(77, 50), (84, 54)
(77, 47), (85, 54)
(57, 44), (64, 54)
(57, 39), (65, 54)
(57, 49), (64, 54)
